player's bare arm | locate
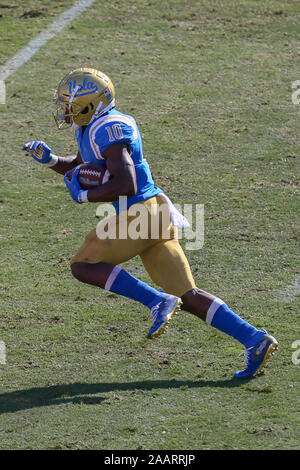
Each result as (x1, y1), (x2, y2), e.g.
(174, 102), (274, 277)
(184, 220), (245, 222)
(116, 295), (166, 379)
(85, 142), (137, 202)
(49, 151), (83, 176)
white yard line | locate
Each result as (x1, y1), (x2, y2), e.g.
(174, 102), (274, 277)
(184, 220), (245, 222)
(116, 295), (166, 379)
(0, 79), (5, 104)
(0, 0), (97, 104)
(0, 341), (6, 364)
(277, 274), (300, 303)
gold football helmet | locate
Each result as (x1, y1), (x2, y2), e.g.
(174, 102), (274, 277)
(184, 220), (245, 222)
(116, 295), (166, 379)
(53, 67), (115, 128)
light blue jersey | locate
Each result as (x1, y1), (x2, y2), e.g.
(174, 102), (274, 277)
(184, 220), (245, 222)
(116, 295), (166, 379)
(74, 109), (162, 213)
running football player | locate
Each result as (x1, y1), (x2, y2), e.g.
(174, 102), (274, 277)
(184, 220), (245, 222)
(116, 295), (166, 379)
(22, 68), (278, 378)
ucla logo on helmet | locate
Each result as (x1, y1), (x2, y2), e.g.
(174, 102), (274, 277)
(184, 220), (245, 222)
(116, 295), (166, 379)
(68, 77), (98, 97)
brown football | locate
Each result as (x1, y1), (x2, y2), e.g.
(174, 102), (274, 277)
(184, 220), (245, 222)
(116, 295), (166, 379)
(67, 162), (111, 190)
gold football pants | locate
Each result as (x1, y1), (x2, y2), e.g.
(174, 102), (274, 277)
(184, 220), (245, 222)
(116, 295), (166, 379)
(71, 195), (196, 297)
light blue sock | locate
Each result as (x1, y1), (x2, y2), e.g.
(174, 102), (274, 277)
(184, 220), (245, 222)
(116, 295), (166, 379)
(206, 298), (264, 348)
(104, 266), (164, 310)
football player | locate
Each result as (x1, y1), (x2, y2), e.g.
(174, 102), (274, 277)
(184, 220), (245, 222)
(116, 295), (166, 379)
(22, 68), (278, 378)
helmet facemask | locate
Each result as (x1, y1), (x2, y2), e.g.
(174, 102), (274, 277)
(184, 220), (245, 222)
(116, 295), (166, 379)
(53, 92), (78, 129)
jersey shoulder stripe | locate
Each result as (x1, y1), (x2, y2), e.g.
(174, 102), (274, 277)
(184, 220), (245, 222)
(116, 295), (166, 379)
(89, 113), (138, 160)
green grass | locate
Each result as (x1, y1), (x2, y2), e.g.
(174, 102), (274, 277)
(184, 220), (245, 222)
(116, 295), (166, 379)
(0, 0), (300, 450)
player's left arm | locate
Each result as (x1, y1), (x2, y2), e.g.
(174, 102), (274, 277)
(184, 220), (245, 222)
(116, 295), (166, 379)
(85, 142), (137, 202)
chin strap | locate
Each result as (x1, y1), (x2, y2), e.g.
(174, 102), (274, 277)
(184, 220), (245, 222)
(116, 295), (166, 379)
(88, 99), (116, 124)
(69, 84), (81, 105)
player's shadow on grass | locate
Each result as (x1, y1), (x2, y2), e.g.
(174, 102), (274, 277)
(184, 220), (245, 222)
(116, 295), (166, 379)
(0, 378), (251, 415)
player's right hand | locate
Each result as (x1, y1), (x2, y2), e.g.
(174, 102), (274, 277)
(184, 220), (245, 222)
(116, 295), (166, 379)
(22, 140), (52, 164)
(64, 167), (85, 204)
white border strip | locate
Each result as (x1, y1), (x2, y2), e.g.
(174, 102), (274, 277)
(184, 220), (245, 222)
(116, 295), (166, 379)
(104, 266), (122, 291)
(0, 341), (6, 365)
(0, 0), (97, 103)
(206, 297), (225, 325)
(0, 80), (5, 104)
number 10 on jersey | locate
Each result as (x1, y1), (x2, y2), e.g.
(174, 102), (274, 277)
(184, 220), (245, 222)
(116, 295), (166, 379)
(105, 124), (124, 142)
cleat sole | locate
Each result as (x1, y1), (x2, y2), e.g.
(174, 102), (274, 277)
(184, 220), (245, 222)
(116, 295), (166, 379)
(253, 340), (278, 377)
(150, 299), (182, 339)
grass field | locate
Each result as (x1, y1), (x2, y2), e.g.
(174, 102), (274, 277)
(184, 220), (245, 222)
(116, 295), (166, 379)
(0, 0), (299, 451)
